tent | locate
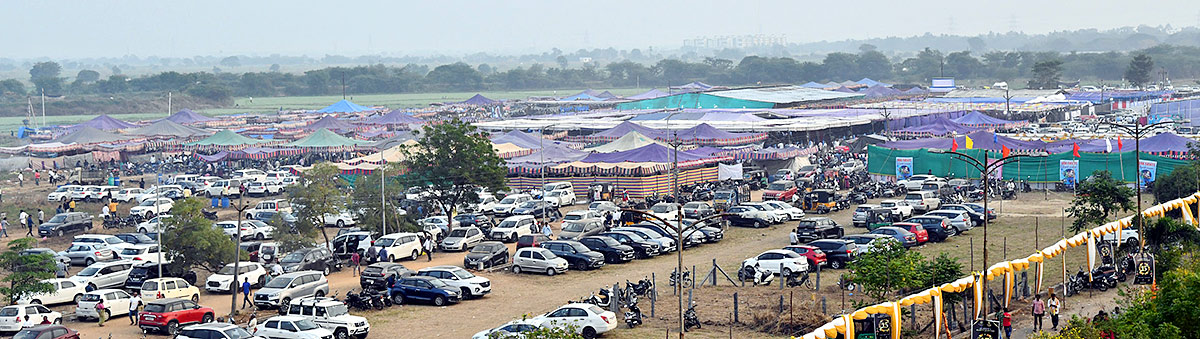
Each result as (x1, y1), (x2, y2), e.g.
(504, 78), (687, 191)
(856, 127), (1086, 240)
(55, 126), (135, 144)
(187, 130), (270, 148)
(673, 123), (769, 146)
(894, 117), (979, 137)
(860, 85), (903, 98)
(361, 110), (426, 126)
(163, 109), (217, 124)
(304, 116), (358, 132)
(560, 92), (606, 101)
(577, 121), (666, 143)
(581, 143), (730, 167)
(367, 132), (417, 150)
(904, 87), (929, 95)
(508, 144), (590, 164)
(491, 130), (584, 150)
(73, 114), (138, 131)
(951, 111), (1029, 129)
(125, 119), (213, 138)
(1128, 132), (1198, 154)
(459, 94), (499, 105)
(597, 91), (618, 99)
(671, 82), (714, 92)
(315, 100), (374, 113)
(492, 142), (533, 158)
(833, 86), (857, 93)
(625, 88), (671, 100)
(799, 82), (828, 89)
(345, 141), (418, 165)
(586, 131), (670, 153)
(286, 128), (368, 149)
(856, 78), (892, 87)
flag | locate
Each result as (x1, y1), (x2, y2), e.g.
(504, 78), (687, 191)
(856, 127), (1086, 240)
(1106, 138), (1113, 153)
(951, 138), (959, 152)
(1001, 145), (1011, 158)
(1073, 142), (1081, 157)
(965, 135), (974, 149)
(1118, 138), (1123, 151)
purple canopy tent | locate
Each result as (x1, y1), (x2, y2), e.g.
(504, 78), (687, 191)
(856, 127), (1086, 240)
(361, 110), (426, 126)
(904, 87), (929, 95)
(508, 144), (589, 164)
(951, 111), (1029, 129)
(799, 82), (828, 89)
(73, 114), (138, 131)
(833, 86), (856, 94)
(458, 94), (499, 105)
(672, 123), (768, 146)
(860, 85), (903, 98)
(580, 143), (730, 167)
(560, 92), (606, 101)
(571, 121), (666, 143)
(856, 78), (892, 87)
(625, 88), (670, 100)
(303, 115), (358, 132)
(315, 100), (374, 113)
(163, 109), (217, 124)
(491, 130), (584, 150)
(894, 117), (979, 138)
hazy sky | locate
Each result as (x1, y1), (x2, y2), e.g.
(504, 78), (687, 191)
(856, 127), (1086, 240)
(3, 0), (1199, 59)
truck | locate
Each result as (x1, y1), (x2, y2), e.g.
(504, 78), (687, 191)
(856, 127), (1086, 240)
(70, 167), (110, 185)
(713, 189), (747, 211)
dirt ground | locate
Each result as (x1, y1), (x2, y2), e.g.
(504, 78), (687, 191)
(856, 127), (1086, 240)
(0, 176), (1150, 339)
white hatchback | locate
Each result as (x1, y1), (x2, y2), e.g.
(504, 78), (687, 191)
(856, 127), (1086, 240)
(0, 304), (61, 331)
(533, 303), (618, 338)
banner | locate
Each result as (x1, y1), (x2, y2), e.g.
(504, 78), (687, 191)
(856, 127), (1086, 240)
(986, 158), (1003, 179)
(1139, 160), (1158, 189)
(718, 163), (742, 181)
(896, 157), (914, 180)
(1059, 160), (1079, 188)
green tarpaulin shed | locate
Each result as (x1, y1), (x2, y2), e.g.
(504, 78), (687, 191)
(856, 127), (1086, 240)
(186, 130), (268, 146)
(867, 145), (1189, 183)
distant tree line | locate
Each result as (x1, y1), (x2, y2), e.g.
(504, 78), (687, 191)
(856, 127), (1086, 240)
(0, 44), (1196, 104)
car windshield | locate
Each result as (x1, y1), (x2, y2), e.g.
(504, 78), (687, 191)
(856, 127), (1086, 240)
(120, 248), (144, 255)
(78, 267), (100, 276)
(500, 197), (519, 204)
(264, 277), (293, 288)
(588, 202), (606, 209)
(518, 201), (537, 208)
(325, 304), (349, 316)
(497, 220), (518, 229)
(450, 269), (473, 279)
(221, 223), (237, 229)
(139, 199), (159, 206)
(375, 238), (396, 247)
(683, 202), (704, 209)
(880, 202), (896, 207)
(620, 232), (647, 242)
(143, 303), (166, 313)
(449, 229), (469, 237)
(547, 191), (563, 197)
(224, 327), (255, 338)
(54, 186), (70, 192)
(650, 204), (675, 213)
(472, 244), (500, 253)
(541, 251), (559, 259)
(848, 237), (873, 244)
(48, 215), (67, 223)
(593, 237), (621, 246)
(715, 192), (732, 199)
(562, 222), (586, 232)
(217, 265), (239, 275)
(280, 252), (305, 264)
(427, 279), (449, 288)
(290, 318), (320, 331)
(0, 307), (17, 316)
(768, 183), (788, 190)
(904, 194), (922, 200)
(798, 220), (818, 228)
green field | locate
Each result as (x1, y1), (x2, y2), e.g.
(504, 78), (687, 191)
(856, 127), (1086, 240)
(200, 88), (646, 115)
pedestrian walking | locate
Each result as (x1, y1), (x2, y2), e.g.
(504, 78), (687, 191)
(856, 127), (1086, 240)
(1031, 294), (1046, 331)
(350, 252), (361, 277)
(129, 292), (142, 325)
(1000, 308), (1016, 339)
(139, 178), (145, 189)
(366, 246), (378, 264)
(541, 223), (552, 237)
(18, 172), (23, 187)
(34, 171), (39, 186)
(378, 246), (389, 263)
(20, 210), (32, 237)
(96, 299), (107, 326)
(69, 200), (76, 212)
(37, 210), (44, 226)
(0, 218), (7, 237)
(241, 278), (252, 309)
(423, 235), (433, 262)
(1048, 293), (1061, 330)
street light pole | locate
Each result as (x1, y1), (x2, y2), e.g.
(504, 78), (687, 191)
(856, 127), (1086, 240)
(231, 197), (251, 318)
(1099, 120), (1174, 252)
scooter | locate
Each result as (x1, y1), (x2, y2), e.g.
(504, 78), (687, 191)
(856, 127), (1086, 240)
(785, 270), (813, 289)
(738, 265), (774, 286)
(670, 269), (692, 288)
(624, 295), (643, 328)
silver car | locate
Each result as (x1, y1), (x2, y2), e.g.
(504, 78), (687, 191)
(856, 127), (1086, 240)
(59, 243), (116, 266)
(511, 247), (568, 276)
(924, 210), (974, 234)
(253, 271), (329, 310)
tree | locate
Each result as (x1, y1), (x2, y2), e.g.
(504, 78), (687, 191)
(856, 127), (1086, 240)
(160, 198), (241, 273)
(269, 64), (281, 72)
(74, 69), (100, 83)
(288, 163), (345, 251)
(0, 79), (24, 96)
(98, 74), (130, 93)
(856, 49), (893, 80)
(1125, 54), (1154, 89)
(29, 61), (63, 95)
(425, 62), (483, 91)
(847, 241), (928, 302)
(822, 52), (858, 80)
(1027, 59), (1064, 89)
(944, 51), (983, 78)
(556, 55), (569, 69)
(1151, 162), (1198, 204)
(1066, 170), (1135, 233)
(402, 119), (507, 220)
(348, 164), (418, 235)
(220, 56), (241, 68)
(0, 238), (56, 304)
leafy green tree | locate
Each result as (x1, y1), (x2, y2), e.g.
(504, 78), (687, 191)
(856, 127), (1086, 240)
(944, 51), (983, 79)
(822, 52), (858, 80)
(848, 241), (928, 302)
(856, 49), (893, 80)
(161, 198), (241, 273)
(0, 238), (56, 304)
(74, 69), (100, 83)
(0, 79), (24, 96)
(220, 56), (241, 68)
(186, 83), (233, 103)
(1125, 54), (1154, 89)
(1066, 170), (1135, 233)
(402, 119), (507, 219)
(425, 62), (483, 91)
(1151, 163), (1198, 204)
(98, 74), (130, 93)
(288, 163), (345, 251)
(29, 61), (63, 95)
(1027, 59), (1064, 89)
(348, 164), (418, 235)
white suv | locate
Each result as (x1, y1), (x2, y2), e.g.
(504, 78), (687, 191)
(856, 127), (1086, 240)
(416, 265), (491, 299)
(130, 197), (174, 219)
(533, 303), (618, 338)
(246, 199), (292, 219)
(489, 215), (536, 242)
(742, 249), (809, 277)
(285, 297), (371, 339)
(47, 185), (82, 202)
(372, 233), (423, 261)
(205, 262), (268, 293)
(493, 194), (532, 216)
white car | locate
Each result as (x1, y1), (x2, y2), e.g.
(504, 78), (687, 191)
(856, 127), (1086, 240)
(562, 210), (602, 222)
(205, 179), (243, 197)
(135, 185), (184, 202)
(744, 202), (788, 223)
(47, 185), (82, 202)
(264, 171), (295, 182)
(879, 200), (915, 218)
(68, 185), (94, 201)
(373, 233), (424, 262)
(493, 194), (532, 216)
(245, 181), (274, 196)
(245, 199), (292, 220)
(898, 174), (937, 191)
(588, 201), (620, 216)
(117, 244), (162, 263)
(416, 265), (492, 298)
(238, 220), (275, 240)
(648, 203), (681, 221)
(84, 185), (119, 201)
(70, 260), (134, 290)
(234, 169), (267, 183)
(1100, 227), (1139, 247)
(137, 215), (173, 233)
(473, 320), (543, 339)
(75, 288), (134, 321)
(73, 234), (136, 254)
(726, 205), (776, 225)
(543, 189), (577, 207)
(17, 278), (87, 306)
(762, 200), (805, 220)
(464, 195), (498, 214)
(742, 249), (810, 277)
(323, 211), (357, 228)
(440, 226), (485, 251)
(489, 215), (537, 242)
(254, 315), (334, 339)
(130, 197), (174, 219)
(179, 323), (263, 339)
(284, 297), (371, 339)
(140, 277), (200, 302)
(111, 188), (144, 202)
(533, 303), (618, 338)
(206, 262), (268, 293)
(0, 304), (62, 331)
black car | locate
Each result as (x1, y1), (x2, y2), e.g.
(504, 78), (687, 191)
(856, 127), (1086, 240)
(806, 239), (858, 269)
(37, 212), (93, 237)
(598, 232), (660, 259)
(723, 206), (770, 228)
(628, 223), (698, 248)
(388, 276), (461, 306)
(578, 236), (636, 263)
(464, 241), (509, 269)
(360, 262), (414, 290)
(453, 213), (495, 231)
(253, 211), (297, 228)
(125, 260), (197, 290)
(115, 232), (157, 245)
(903, 216), (951, 242)
(278, 247), (341, 275)
(539, 240), (605, 270)
(962, 203), (997, 220)
(682, 218), (724, 243)
(941, 204), (986, 224)
(795, 217), (844, 242)
(512, 201), (560, 220)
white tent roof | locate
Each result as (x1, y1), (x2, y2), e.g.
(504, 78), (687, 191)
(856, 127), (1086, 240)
(586, 131), (670, 152)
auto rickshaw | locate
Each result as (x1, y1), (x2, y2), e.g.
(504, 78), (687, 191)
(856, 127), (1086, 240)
(865, 208), (901, 230)
(802, 189), (839, 214)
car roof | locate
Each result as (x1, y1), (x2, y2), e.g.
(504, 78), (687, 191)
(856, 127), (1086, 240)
(760, 249), (793, 255)
(379, 232), (417, 239)
(182, 322), (239, 330)
(421, 265), (463, 271)
(267, 315), (308, 322)
(404, 275), (437, 281)
(147, 298), (188, 305)
(274, 271), (321, 278)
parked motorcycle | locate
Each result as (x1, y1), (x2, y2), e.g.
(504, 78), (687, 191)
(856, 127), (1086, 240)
(785, 270), (813, 289)
(625, 278), (653, 297)
(683, 303), (701, 331)
(670, 269), (692, 288)
(624, 295), (643, 328)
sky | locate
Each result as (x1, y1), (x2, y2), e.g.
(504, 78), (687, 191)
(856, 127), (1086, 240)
(3, 0), (1200, 59)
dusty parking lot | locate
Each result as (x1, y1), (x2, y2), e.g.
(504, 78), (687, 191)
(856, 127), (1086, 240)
(1, 179), (1117, 339)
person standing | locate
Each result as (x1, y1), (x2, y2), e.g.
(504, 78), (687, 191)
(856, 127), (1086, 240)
(1001, 308), (1013, 339)
(0, 217), (8, 238)
(37, 210), (44, 226)
(19, 210), (31, 237)
(33, 171), (39, 186)
(96, 299), (107, 326)
(241, 278), (252, 309)
(1031, 294), (1046, 332)
(350, 251), (361, 277)
(423, 235), (433, 262)
(1047, 293), (1061, 330)
(366, 246), (378, 264)
(17, 172), (23, 187)
(128, 292), (142, 325)
(541, 222), (552, 237)
(378, 246), (388, 263)
(68, 199), (76, 212)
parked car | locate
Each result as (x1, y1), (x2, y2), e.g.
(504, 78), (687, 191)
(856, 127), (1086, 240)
(179, 323), (260, 339)
(440, 226), (485, 251)
(116, 244), (161, 263)
(111, 188), (144, 202)
(130, 197), (174, 219)
(236, 220), (275, 241)
(762, 200), (805, 220)
(20, 248), (69, 277)
(898, 174), (937, 191)
(598, 232), (660, 259)
(282, 297), (371, 339)
(558, 219), (606, 241)
(252, 315), (334, 339)
(75, 289), (133, 321)
(743, 202), (787, 223)
(681, 218), (725, 243)
(473, 320), (542, 339)
(842, 234), (899, 255)
(253, 271), (329, 310)
(372, 232), (423, 262)
(890, 222), (930, 245)
(11, 325), (79, 339)
(17, 279), (86, 306)
(140, 277), (200, 302)
(742, 249), (809, 277)
(540, 241), (605, 271)
(58, 243), (115, 266)
(869, 226), (919, 248)
(578, 236), (636, 264)
(924, 210), (974, 235)
(493, 194), (532, 216)
(359, 262), (414, 290)
(490, 215), (537, 242)
(322, 210), (358, 228)
(138, 298), (216, 335)
(513, 201), (559, 220)
(611, 227), (675, 251)
(532, 303), (618, 339)
(879, 200), (915, 218)
(903, 216), (952, 242)
(852, 204), (881, 227)
(205, 262), (268, 293)
(245, 199), (292, 220)
(387, 276), (461, 306)
(903, 191), (940, 213)
(278, 247), (340, 275)
(137, 215), (172, 233)
(331, 231), (373, 259)
(962, 203), (997, 220)
(511, 247), (569, 276)
(805, 239), (858, 269)
(562, 210), (601, 223)
(543, 189), (577, 207)
(781, 245), (827, 271)
(252, 211), (297, 228)
(762, 180), (800, 202)
(588, 201), (620, 216)
(681, 201), (715, 219)
(725, 205), (774, 227)
(633, 222), (705, 248)
(47, 185), (82, 202)
(453, 213), (494, 231)
(124, 260), (197, 291)
(463, 241), (509, 270)
(940, 204), (986, 224)
(794, 217), (844, 242)
(0, 305), (62, 332)
(37, 212), (93, 237)
(115, 232), (156, 245)
(416, 265), (491, 299)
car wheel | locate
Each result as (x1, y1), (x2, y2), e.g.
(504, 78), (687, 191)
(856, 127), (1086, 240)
(510, 234), (518, 243)
(85, 258), (95, 266)
(191, 294), (199, 303)
(315, 290), (325, 298)
(512, 265), (522, 274)
(323, 265), (331, 276)
(946, 227), (959, 237)
(167, 320), (180, 335)
(411, 251), (419, 261)
(835, 229), (844, 238)
(246, 214), (253, 220)
(73, 294), (83, 304)
(57, 229), (65, 237)
(257, 275), (266, 288)
(391, 293), (405, 305)
(461, 287), (473, 299)
(546, 268), (556, 276)
(53, 318), (61, 324)
(202, 313), (213, 323)
(782, 268), (792, 278)
(334, 329), (349, 339)
(754, 221), (765, 228)
(433, 296), (446, 306)
(830, 260), (845, 269)
(582, 327), (597, 339)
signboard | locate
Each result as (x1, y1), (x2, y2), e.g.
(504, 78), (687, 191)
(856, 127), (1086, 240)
(972, 320), (1000, 339)
(931, 77), (956, 93)
(1138, 160), (1158, 189)
(1134, 253), (1155, 285)
(986, 158), (1003, 179)
(1059, 160), (1079, 188)
(896, 157), (913, 181)
(855, 314), (893, 339)
(1098, 242), (1114, 265)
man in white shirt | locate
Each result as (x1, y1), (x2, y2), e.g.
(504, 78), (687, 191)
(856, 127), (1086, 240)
(128, 292), (143, 325)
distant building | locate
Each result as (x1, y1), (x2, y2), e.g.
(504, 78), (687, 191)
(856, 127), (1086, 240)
(683, 34), (787, 49)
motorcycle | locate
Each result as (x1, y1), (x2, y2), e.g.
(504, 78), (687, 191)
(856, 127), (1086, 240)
(683, 303), (701, 331)
(738, 265), (774, 286)
(624, 295), (643, 328)
(363, 288), (390, 310)
(201, 209), (219, 221)
(785, 270), (814, 289)
(670, 269), (692, 288)
(625, 278), (653, 297)
(584, 288), (612, 309)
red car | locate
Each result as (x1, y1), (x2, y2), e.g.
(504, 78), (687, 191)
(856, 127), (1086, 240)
(782, 245), (827, 270)
(763, 181), (799, 202)
(13, 325), (79, 339)
(138, 298), (215, 335)
(891, 222), (929, 245)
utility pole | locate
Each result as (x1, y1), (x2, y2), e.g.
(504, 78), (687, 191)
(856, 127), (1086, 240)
(232, 198), (251, 318)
